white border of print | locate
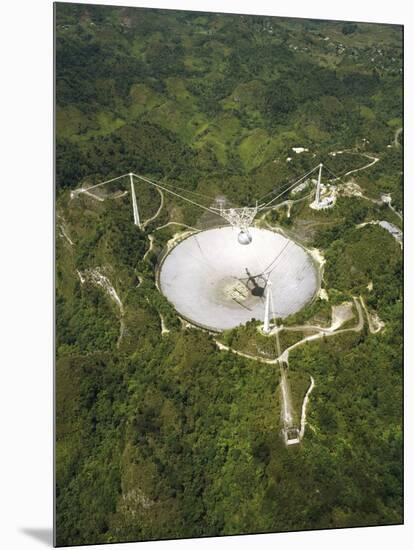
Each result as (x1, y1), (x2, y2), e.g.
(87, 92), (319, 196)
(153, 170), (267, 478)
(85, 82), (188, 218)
(1, 0), (412, 549)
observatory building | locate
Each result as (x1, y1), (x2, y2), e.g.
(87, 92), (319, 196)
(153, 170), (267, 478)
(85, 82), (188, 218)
(159, 227), (319, 331)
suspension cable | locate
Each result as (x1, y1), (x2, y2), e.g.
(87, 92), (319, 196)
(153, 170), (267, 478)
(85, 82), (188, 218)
(148, 176), (218, 202)
(258, 165), (320, 210)
(78, 164), (323, 221)
(131, 173), (219, 215)
(80, 173), (131, 191)
(263, 240), (291, 275)
(322, 164), (346, 183)
(256, 169), (313, 204)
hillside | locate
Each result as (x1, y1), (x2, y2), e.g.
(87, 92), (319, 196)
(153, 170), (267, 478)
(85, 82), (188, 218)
(55, 4), (403, 546)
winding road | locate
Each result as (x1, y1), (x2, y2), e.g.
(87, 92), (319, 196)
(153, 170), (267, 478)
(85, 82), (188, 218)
(215, 297), (364, 365)
(215, 297), (366, 445)
(143, 188), (164, 229)
(330, 153), (380, 181)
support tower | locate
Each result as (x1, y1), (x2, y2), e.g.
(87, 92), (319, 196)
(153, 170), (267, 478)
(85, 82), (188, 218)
(129, 173), (141, 228)
(315, 163), (323, 206)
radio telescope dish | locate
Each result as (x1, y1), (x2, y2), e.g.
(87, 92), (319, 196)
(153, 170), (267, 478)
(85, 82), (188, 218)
(159, 227), (319, 331)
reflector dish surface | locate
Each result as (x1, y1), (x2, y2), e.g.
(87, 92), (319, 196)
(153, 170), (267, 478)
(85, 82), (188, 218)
(159, 227), (318, 331)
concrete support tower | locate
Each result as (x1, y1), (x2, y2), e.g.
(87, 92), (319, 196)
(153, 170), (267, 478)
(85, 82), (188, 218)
(129, 173), (141, 228)
(315, 163), (323, 206)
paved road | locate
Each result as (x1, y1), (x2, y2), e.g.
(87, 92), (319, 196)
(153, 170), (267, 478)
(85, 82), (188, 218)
(215, 297), (364, 365)
(342, 153), (379, 179)
(143, 188), (164, 229)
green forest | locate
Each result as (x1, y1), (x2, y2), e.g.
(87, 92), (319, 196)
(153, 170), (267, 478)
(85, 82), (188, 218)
(55, 3), (403, 547)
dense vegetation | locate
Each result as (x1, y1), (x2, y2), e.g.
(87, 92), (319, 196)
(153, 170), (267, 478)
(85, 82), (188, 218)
(55, 4), (403, 547)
